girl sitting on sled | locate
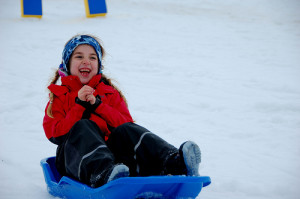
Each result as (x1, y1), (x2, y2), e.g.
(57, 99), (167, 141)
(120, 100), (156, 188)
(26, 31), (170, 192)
(43, 34), (201, 187)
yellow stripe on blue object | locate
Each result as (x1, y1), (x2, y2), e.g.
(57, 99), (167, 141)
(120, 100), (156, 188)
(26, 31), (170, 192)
(21, 0), (42, 18)
(84, 0), (107, 18)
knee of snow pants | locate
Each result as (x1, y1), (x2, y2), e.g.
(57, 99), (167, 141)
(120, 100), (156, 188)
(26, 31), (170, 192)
(55, 119), (115, 185)
(107, 122), (178, 176)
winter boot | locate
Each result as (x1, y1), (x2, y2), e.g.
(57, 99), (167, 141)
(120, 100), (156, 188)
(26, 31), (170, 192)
(162, 152), (187, 175)
(179, 141), (201, 176)
(107, 164), (130, 183)
(90, 164), (129, 188)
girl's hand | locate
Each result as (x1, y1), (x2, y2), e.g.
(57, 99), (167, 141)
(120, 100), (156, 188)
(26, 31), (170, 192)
(78, 85), (96, 105)
(86, 94), (96, 105)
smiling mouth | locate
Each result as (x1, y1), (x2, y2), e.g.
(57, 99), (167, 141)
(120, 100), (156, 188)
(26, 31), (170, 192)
(79, 68), (91, 76)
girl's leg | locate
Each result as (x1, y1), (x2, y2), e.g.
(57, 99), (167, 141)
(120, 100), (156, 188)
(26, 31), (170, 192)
(107, 122), (185, 176)
(55, 119), (128, 187)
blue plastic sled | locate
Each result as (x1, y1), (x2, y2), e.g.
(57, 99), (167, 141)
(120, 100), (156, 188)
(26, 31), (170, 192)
(41, 157), (211, 199)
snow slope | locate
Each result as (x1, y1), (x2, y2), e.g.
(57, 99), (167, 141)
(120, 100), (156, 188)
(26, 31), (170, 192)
(0, 0), (300, 198)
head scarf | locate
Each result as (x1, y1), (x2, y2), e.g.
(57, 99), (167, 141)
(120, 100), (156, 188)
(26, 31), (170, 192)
(58, 35), (103, 77)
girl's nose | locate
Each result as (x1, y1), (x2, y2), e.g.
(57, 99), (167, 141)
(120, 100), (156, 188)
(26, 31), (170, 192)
(82, 58), (90, 66)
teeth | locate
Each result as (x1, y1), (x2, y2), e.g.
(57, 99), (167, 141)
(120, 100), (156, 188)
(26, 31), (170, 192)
(80, 69), (90, 72)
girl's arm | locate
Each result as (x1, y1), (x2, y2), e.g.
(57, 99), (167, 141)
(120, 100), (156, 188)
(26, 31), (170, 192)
(43, 97), (86, 145)
(92, 91), (133, 128)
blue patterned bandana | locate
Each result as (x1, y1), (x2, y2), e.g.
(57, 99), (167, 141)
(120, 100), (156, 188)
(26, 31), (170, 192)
(58, 35), (103, 77)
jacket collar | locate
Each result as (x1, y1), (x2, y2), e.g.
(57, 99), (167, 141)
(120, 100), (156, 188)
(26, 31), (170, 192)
(48, 74), (115, 96)
(61, 74), (102, 92)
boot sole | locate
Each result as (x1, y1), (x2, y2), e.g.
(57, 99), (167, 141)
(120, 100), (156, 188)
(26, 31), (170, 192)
(181, 141), (201, 176)
(107, 165), (130, 183)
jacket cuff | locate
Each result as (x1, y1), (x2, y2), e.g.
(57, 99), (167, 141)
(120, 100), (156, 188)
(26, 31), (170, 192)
(75, 97), (90, 109)
(90, 95), (102, 111)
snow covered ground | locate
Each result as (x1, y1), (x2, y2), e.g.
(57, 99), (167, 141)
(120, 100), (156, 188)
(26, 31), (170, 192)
(0, 0), (300, 198)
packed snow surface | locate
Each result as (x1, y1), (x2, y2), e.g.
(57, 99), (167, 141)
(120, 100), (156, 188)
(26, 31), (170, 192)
(0, 0), (300, 198)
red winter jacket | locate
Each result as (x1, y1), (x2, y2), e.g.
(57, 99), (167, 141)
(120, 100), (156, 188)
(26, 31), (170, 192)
(43, 74), (133, 145)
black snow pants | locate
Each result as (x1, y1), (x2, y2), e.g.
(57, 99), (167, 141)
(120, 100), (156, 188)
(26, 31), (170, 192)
(55, 119), (178, 186)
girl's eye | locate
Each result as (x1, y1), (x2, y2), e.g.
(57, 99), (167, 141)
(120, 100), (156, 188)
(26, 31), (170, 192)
(90, 57), (97, 60)
(75, 56), (83, 59)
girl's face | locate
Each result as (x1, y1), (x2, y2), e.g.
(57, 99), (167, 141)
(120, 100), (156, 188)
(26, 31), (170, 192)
(69, 44), (99, 84)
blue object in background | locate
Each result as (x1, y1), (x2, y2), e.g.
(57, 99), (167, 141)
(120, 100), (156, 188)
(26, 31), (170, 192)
(41, 157), (211, 199)
(21, 0), (42, 18)
(84, 0), (107, 17)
